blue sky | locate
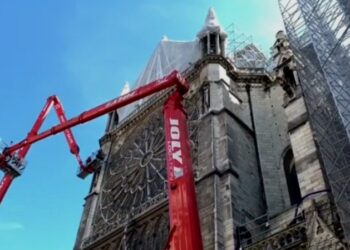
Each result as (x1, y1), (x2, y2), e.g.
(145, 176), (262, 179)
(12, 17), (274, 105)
(0, 1), (284, 249)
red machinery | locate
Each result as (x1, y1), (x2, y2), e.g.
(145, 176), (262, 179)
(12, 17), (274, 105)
(0, 71), (203, 250)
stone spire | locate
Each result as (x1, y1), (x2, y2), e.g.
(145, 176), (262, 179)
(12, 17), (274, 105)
(120, 81), (130, 95)
(197, 8), (227, 56)
(197, 8), (226, 38)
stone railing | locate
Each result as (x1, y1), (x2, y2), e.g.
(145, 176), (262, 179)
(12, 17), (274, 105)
(244, 221), (307, 250)
(81, 192), (168, 249)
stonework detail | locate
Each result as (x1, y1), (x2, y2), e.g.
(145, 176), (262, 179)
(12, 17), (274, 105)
(74, 9), (348, 250)
(307, 210), (346, 249)
(79, 93), (201, 248)
(272, 31), (298, 98)
(93, 111), (167, 232)
(242, 201), (346, 250)
(84, 211), (169, 250)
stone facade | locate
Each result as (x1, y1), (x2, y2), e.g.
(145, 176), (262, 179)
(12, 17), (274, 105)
(74, 10), (348, 250)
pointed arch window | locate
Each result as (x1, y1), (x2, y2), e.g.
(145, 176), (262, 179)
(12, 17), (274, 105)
(283, 148), (302, 205)
(105, 111), (119, 132)
(209, 33), (217, 54)
(201, 36), (208, 55)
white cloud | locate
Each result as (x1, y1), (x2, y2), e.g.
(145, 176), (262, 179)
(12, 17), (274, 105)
(0, 222), (24, 231)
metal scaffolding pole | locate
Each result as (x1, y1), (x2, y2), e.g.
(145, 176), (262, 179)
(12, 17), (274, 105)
(279, 0), (350, 243)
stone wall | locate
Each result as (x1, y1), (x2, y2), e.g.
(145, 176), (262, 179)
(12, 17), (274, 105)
(250, 84), (291, 215)
(284, 95), (327, 196)
(74, 61), (308, 250)
(193, 67), (268, 248)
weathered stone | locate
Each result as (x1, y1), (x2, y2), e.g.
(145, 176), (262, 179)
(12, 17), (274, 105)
(74, 11), (346, 250)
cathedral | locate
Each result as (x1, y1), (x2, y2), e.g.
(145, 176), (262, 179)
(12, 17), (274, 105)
(74, 8), (348, 249)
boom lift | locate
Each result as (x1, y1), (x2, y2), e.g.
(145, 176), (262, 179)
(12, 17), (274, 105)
(0, 71), (203, 250)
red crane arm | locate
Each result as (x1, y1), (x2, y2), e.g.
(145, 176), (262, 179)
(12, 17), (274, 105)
(18, 96), (55, 159)
(0, 96), (86, 204)
(16, 95), (84, 168)
(0, 70), (204, 250)
(51, 96), (84, 169)
(3, 71), (187, 156)
(0, 70), (187, 203)
(163, 91), (203, 250)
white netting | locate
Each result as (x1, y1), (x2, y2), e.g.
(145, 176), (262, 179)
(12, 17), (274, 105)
(233, 43), (268, 69)
(226, 23), (269, 69)
(119, 39), (201, 121)
(118, 20), (276, 121)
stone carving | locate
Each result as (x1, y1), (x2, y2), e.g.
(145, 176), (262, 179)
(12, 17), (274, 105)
(94, 111), (167, 233)
(185, 93), (201, 178)
(245, 222), (308, 250)
(85, 92), (201, 247)
(244, 203), (346, 250)
(272, 31), (299, 97)
(85, 212), (169, 250)
(306, 210), (346, 249)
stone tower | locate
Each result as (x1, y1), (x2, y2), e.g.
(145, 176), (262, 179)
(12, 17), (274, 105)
(74, 9), (348, 249)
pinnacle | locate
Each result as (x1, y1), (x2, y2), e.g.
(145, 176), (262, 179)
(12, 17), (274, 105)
(204, 7), (220, 28)
(121, 81), (130, 95)
(197, 7), (226, 38)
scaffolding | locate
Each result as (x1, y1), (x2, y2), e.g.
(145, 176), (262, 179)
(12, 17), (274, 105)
(225, 24), (267, 69)
(279, 0), (350, 244)
(238, 203), (345, 249)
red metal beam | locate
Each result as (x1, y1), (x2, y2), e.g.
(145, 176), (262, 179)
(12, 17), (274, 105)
(3, 71), (186, 155)
(0, 175), (14, 203)
(0, 71), (205, 250)
(163, 91), (203, 250)
(0, 70), (187, 204)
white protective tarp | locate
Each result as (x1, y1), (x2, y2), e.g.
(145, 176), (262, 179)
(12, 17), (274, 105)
(119, 39), (201, 121)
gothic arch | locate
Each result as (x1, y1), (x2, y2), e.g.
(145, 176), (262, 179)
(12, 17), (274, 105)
(282, 147), (302, 205)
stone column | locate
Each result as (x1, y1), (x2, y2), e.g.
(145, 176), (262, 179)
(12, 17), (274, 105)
(284, 96), (327, 197)
(206, 32), (210, 55)
(216, 33), (220, 55)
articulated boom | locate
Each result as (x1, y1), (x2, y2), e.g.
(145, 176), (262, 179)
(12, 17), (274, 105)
(0, 70), (203, 250)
